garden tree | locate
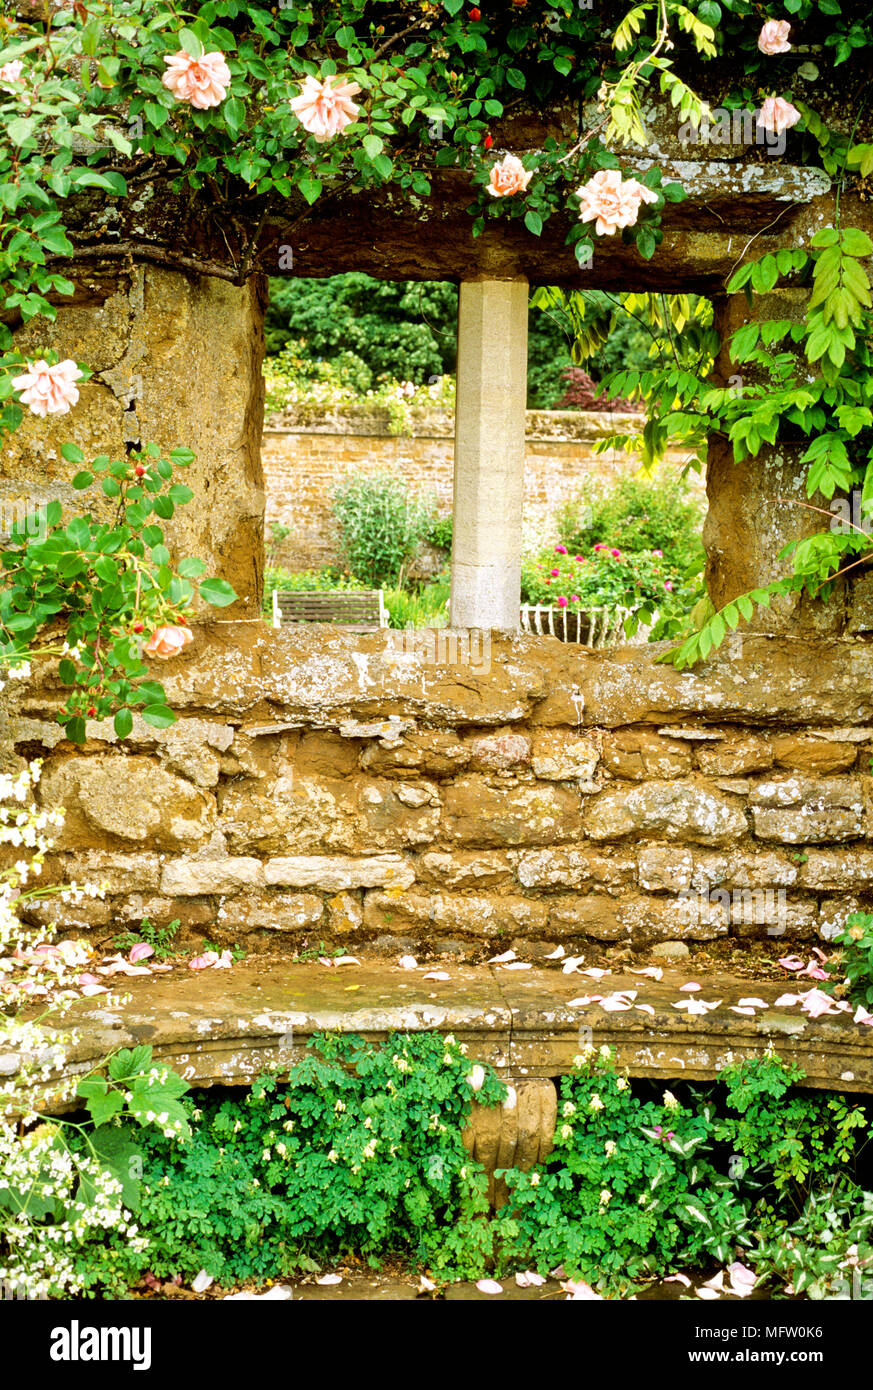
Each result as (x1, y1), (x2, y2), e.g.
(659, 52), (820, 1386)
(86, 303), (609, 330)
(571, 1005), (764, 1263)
(265, 273), (651, 406)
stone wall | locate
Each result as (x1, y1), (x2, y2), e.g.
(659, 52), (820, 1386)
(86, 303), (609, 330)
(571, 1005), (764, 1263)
(262, 405), (695, 571)
(7, 624), (873, 957)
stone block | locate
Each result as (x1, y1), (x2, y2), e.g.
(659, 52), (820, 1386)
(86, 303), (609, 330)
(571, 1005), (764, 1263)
(530, 730), (599, 782)
(585, 781), (746, 846)
(443, 776), (584, 846)
(265, 854), (415, 892)
(696, 734), (773, 776)
(40, 755), (215, 850)
(516, 848), (633, 890)
(160, 857), (265, 896)
(750, 777), (864, 843)
(601, 729), (692, 780)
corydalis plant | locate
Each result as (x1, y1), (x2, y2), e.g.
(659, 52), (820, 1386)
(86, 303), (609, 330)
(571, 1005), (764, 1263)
(0, 441), (236, 743)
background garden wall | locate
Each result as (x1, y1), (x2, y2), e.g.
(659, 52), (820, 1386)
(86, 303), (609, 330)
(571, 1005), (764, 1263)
(7, 624), (873, 958)
(262, 406), (695, 570)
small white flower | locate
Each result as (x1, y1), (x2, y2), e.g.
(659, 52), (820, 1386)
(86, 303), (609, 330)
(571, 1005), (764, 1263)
(530, 1171), (540, 1186)
(605, 1140), (617, 1157)
(599, 1188), (611, 1207)
(589, 1093), (604, 1112)
(663, 1090), (679, 1111)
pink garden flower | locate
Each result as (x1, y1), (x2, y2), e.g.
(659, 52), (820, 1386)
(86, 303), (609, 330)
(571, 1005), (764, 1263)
(570, 594), (580, 603)
(0, 60), (24, 87)
(758, 20), (791, 55)
(144, 624), (193, 659)
(557, 596), (568, 608)
(487, 154), (533, 198)
(593, 543), (608, 552)
(758, 96), (801, 136)
(610, 548), (621, 558)
(290, 74), (361, 142)
(162, 50), (231, 109)
(652, 548), (663, 557)
(664, 580), (674, 591)
(574, 555), (584, 562)
(550, 568), (560, 577)
(555, 544), (568, 555)
(576, 169), (658, 236)
(12, 359), (82, 416)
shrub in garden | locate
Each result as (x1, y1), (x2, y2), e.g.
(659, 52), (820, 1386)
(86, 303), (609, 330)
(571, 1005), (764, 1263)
(521, 541), (694, 621)
(331, 474), (435, 588)
(553, 366), (643, 413)
(556, 472), (704, 575)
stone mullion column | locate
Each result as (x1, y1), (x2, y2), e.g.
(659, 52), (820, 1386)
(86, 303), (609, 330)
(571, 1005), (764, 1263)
(450, 277), (529, 631)
(704, 290), (844, 636)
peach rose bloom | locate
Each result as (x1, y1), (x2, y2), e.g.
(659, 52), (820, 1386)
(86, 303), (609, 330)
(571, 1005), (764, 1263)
(576, 169), (657, 236)
(0, 60), (24, 86)
(758, 20), (791, 55)
(143, 625), (193, 659)
(290, 74), (361, 142)
(486, 154), (533, 197)
(758, 96), (801, 135)
(12, 359), (82, 416)
(162, 50), (231, 109)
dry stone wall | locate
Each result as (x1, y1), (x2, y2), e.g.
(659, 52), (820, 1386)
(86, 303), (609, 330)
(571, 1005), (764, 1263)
(5, 623), (873, 957)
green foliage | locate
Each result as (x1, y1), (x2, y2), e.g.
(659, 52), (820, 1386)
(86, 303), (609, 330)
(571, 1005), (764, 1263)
(556, 472), (704, 573)
(714, 1055), (869, 1194)
(89, 1032), (505, 1288)
(261, 566), (366, 616)
(0, 446), (236, 741)
(384, 577), (450, 629)
(495, 1047), (745, 1293)
(823, 912), (873, 1012)
(113, 916), (180, 962)
(752, 1182), (873, 1300)
(331, 473), (435, 588)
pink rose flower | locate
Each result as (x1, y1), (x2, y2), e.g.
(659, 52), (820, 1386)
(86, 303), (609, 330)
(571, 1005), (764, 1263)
(486, 154), (533, 198)
(652, 548), (663, 557)
(555, 544), (568, 555)
(162, 50), (231, 110)
(144, 624), (194, 659)
(758, 96), (801, 135)
(0, 60), (24, 86)
(758, 20), (791, 55)
(593, 543), (608, 552)
(576, 169), (657, 236)
(570, 594), (581, 603)
(664, 580), (674, 591)
(12, 359), (82, 416)
(575, 555), (584, 562)
(550, 568), (560, 577)
(557, 596), (568, 608)
(290, 74), (361, 142)
(610, 548), (621, 558)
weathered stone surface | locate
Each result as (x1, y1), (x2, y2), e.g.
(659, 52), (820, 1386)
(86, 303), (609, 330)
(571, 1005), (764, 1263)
(58, 851), (162, 894)
(696, 735), (773, 777)
(585, 781), (746, 845)
(616, 893), (730, 943)
(360, 729), (471, 777)
(601, 729), (692, 780)
(463, 1078), (557, 1208)
(516, 848), (633, 890)
(325, 892), (363, 934)
(750, 777), (864, 844)
(547, 894), (627, 941)
(40, 755), (214, 849)
(442, 776), (583, 846)
(264, 854), (415, 892)
(418, 851), (516, 888)
(160, 857), (265, 897)
(466, 732), (531, 771)
(769, 734), (858, 774)
(363, 891), (549, 938)
(818, 897), (860, 941)
(219, 774), (440, 854)
(530, 731), (599, 783)
(727, 851), (800, 889)
(652, 940), (690, 960)
(8, 267), (266, 614)
(802, 849), (873, 891)
(218, 891), (324, 932)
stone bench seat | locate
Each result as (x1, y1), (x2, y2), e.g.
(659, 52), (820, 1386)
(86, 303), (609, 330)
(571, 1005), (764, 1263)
(30, 960), (873, 1109)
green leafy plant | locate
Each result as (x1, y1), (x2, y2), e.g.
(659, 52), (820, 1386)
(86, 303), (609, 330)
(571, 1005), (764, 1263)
(823, 912), (873, 1011)
(331, 473), (436, 589)
(0, 443), (236, 742)
(113, 916), (180, 962)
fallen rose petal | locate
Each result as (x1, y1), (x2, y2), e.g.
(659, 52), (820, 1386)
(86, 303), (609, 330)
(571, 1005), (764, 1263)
(727, 1262), (757, 1297)
(212, 950), (233, 969)
(664, 1273), (692, 1288)
(578, 967), (610, 979)
(423, 971), (450, 982)
(854, 1005), (873, 1026)
(778, 955), (805, 971)
(316, 1273), (342, 1286)
(562, 956), (587, 974)
(150, 963), (173, 972)
(562, 1279), (602, 1300)
(738, 997), (769, 1009)
(188, 953), (217, 971)
(774, 992), (802, 1006)
(333, 956), (361, 967)
(476, 1279), (503, 1294)
(192, 1270), (214, 1294)
(696, 1287), (720, 1300)
(78, 973), (101, 986)
(635, 1003), (656, 1016)
(798, 987), (841, 1019)
(397, 955), (418, 970)
(515, 1271), (546, 1288)
(544, 946), (565, 960)
(499, 961), (532, 971)
(702, 1271), (725, 1292)
(418, 1275), (437, 1293)
(224, 1286), (293, 1300)
(631, 966), (663, 980)
(489, 950), (516, 964)
(730, 1006), (757, 1016)
(81, 984), (109, 997)
(679, 982), (702, 992)
(129, 942), (154, 963)
(318, 957), (333, 967)
(567, 995), (604, 1007)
